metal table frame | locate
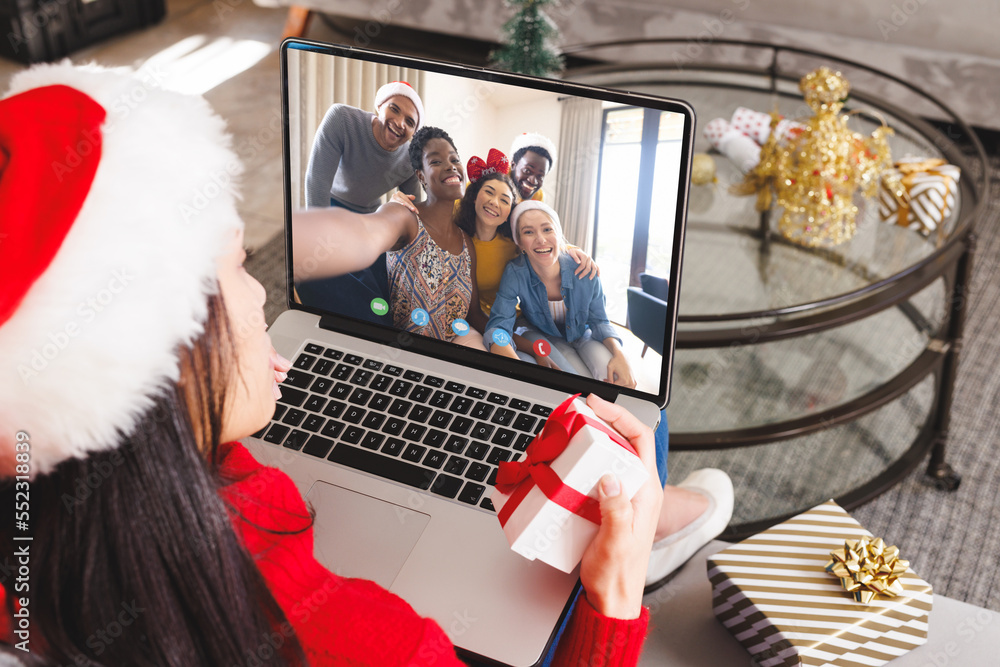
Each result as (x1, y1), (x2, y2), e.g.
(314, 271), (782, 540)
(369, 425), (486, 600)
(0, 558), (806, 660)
(564, 39), (990, 538)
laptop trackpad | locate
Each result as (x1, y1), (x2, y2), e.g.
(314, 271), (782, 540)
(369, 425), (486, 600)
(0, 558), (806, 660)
(306, 481), (431, 589)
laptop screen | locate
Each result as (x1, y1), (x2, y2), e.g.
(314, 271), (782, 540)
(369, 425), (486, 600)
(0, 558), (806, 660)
(282, 40), (692, 407)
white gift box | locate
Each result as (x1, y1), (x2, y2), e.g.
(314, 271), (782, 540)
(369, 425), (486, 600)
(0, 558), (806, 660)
(730, 106), (804, 145)
(704, 117), (761, 173)
(491, 398), (649, 573)
(878, 157), (961, 237)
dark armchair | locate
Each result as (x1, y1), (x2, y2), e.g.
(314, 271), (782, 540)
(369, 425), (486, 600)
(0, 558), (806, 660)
(626, 272), (669, 357)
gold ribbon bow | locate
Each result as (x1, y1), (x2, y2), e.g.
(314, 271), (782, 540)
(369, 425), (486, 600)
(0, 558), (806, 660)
(897, 157), (947, 177)
(825, 537), (909, 605)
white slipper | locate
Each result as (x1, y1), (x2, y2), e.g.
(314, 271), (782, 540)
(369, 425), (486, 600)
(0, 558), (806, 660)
(645, 468), (734, 591)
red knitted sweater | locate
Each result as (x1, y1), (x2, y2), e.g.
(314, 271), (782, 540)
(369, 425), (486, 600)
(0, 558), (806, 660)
(218, 441), (649, 666)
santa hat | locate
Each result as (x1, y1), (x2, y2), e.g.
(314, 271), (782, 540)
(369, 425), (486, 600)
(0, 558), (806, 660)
(509, 132), (557, 170)
(510, 200), (563, 247)
(374, 81), (424, 130)
(0, 62), (242, 478)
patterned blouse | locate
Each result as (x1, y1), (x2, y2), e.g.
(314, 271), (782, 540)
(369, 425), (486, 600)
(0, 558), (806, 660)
(387, 215), (473, 341)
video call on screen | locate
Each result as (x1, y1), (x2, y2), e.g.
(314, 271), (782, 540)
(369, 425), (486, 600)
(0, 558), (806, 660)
(286, 44), (687, 398)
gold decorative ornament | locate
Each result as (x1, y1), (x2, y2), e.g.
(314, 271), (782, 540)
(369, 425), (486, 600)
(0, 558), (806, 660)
(734, 67), (894, 247)
(825, 537), (909, 605)
(691, 152), (717, 185)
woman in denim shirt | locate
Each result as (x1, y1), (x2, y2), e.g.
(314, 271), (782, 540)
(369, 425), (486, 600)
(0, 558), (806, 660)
(484, 201), (636, 388)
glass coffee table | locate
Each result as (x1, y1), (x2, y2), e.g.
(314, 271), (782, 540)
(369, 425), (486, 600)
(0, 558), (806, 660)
(566, 40), (990, 537)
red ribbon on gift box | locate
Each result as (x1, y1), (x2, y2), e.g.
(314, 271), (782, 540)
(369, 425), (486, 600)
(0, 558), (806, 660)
(495, 394), (639, 528)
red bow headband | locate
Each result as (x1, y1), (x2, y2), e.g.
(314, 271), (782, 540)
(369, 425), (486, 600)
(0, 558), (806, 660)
(467, 148), (510, 184)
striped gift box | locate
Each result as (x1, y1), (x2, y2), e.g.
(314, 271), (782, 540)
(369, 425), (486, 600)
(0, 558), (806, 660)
(878, 158), (960, 238)
(707, 500), (932, 667)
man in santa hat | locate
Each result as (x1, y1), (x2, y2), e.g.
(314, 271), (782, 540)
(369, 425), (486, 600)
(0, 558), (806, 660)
(299, 81), (424, 323)
(304, 80), (423, 211)
(509, 132), (557, 202)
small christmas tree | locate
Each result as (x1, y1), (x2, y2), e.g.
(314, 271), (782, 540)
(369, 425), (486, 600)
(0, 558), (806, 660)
(489, 0), (565, 78)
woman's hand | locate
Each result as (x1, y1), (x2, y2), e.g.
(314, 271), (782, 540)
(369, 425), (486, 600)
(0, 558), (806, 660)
(490, 342), (520, 360)
(389, 191), (419, 214)
(605, 351), (636, 389)
(513, 333), (562, 370)
(565, 246), (600, 280)
(578, 394), (662, 619)
(533, 353), (562, 370)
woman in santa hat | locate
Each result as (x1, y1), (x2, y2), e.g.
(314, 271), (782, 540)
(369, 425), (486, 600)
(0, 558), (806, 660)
(0, 63), (665, 665)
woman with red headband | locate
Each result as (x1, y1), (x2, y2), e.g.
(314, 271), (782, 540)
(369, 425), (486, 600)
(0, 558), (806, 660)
(0, 64), (665, 665)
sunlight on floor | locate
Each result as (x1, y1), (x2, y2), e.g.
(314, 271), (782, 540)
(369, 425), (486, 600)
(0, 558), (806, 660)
(142, 34), (272, 95)
(618, 326), (663, 395)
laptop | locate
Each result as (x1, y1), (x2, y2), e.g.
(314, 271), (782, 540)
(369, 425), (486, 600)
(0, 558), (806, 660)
(244, 37), (693, 666)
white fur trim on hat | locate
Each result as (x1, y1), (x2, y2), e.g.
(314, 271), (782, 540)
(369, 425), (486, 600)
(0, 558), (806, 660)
(0, 62), (242, 478)
(374, 81), (423, 130)
(510, 200), (563, 247)
(510, 132), (557, 169)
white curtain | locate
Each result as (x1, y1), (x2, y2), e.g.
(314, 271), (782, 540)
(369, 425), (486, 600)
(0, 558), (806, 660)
(288, 50), (425, 208)
(552, 97), (603, 251)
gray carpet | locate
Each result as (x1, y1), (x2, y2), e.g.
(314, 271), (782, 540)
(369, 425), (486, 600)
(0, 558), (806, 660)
(849, 154), (1000, 613)
(246, 155), (1000, 612)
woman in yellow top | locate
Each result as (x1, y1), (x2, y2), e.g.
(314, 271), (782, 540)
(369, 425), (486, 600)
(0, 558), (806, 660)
(457, 149), (598, 295)
(456, 149), (599, 368)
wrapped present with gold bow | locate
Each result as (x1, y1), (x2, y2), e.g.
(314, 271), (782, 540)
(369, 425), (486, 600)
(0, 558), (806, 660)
(879, 157), (961, 238)
(491, 394), (649, 573)
(707, 500), (932, 667)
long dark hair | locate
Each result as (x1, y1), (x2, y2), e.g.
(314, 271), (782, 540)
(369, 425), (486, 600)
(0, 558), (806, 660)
(455, 172), (519, 239)
(0, 292), (306, 666)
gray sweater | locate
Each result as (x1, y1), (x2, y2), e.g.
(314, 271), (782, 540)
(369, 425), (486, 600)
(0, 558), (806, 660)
(304, 104), (419, 212)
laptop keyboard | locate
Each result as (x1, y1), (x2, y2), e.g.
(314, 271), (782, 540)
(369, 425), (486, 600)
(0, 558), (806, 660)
(252, 342), (553, 511)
